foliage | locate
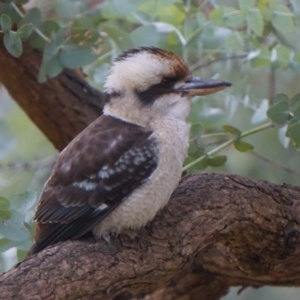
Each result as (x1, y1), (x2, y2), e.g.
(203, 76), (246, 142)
(0, 0), (300, 280)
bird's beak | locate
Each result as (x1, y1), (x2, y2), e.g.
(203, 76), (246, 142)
(175, 77), (232, 97)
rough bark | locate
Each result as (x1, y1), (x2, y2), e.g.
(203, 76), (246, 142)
(1, 173), (300, 300)
(0, 34), (104, 151)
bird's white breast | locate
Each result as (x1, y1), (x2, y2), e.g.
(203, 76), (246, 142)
(92, 115), (189, 237)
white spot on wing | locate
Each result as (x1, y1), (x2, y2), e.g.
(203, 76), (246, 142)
(97, 203), (109, 211)
(73, 180), (97, 191)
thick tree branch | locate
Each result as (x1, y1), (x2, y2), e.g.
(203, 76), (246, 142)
(0, 35), (104, 151)
(1, 173), (300, 299)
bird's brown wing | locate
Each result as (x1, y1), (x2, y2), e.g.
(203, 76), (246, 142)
(29, 115), (158, 255)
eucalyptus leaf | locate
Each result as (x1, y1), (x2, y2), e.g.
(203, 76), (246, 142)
(59, 45), (97, 68)
(17, 23), (34, 40)
(234, 140), (254, 152)
(0, 209), (30, 241)
(293, 105), (300, 118)
(207, 155), (227, 167)
(190, 123), (203, 144)
(0, 196), (10, 210)
(247, 8), (264, 36)
(0, 14), (12, 32)
(19, 7), (42, 28)
(267, 99), (290, 124)
(184, 155), (208, 171)
(290, 94), (300, 109)
(101, 24), (134, 50)
(209, 8), (224, 26)
(222, 125), (241, 136)
(238, 0), (255, 10)
(286, 121), (300, 146)
(271, 4), (296, 34)
(0, 209), (11, 221)
(273, 94), (289, 104)
(290, 53), (300, 74)
(9, 191), (37, 214)
(3, 31), (23, 57)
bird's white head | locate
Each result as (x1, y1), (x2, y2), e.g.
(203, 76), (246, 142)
(104, 47), (231, 126)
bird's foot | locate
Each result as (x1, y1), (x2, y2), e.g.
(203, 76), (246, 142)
(122, 229), (138, 241)
(102, 232), (111, 244)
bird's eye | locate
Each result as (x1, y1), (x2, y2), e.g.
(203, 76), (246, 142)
(161, 77), (175, 88)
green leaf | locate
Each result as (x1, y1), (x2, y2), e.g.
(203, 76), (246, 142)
(27, 20), (60, 50)
(0, 238), (9, 246)
(9, 191), (37, 214)
(271, 44), (290, 69)
(55, 0), (79, 20)
(130, 25), (163, 48)
(3, 31), (23, 57)
(273, 93), (289, 104)
(184, 155), (208, 171)
(19, 7), (42, 28)
(209, 8), (224, 26)
(0, 209), (30, 241)
(267, 99), (290, 124)
(223, 8), (245, 28)
(38, 54), (63, 82)
(222, 125), (241, 136)
(247, 8), (264, 36)
(286, 121), (300, 146)
(59, 45), (97, 68)
(250, 46), (271, 68)
(293, 105), (300, 118)
(196, 11), (207, 26)
(188, 141), (205, 158)
(207, 155), (227, 167)
(290, 93), (300, 109)
(17, 249), (28, 262)
(0, 196), (10, 210)
(0, 238), (14, 253)
(190, 123), (203, 144)
(0, 14), (12, 32)
(238, 0), (255, 10)
(209, 7), (245, 28)
(101, 24), (134, 50)
(290, 53), (300, 74)
(17, 23), (34, 40)
(0, 209), (11, 221)
(271, 5), (295, 35)
(234, 140), (254, 152)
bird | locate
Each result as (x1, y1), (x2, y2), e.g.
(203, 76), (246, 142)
(28, 47), (231, 255)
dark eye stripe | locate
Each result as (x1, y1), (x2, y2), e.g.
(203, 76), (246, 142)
(161, 77), (176, 88)
(136, 77), (177, 105)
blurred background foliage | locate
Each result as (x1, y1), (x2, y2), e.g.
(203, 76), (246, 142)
(1, 0), (300, 299)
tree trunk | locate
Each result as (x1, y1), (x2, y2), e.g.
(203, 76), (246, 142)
(1, 33), (300, 300)
(0, 34), (104, 151)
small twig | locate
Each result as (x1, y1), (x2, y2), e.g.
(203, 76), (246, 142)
(190, 54), (247, 72)
(268, 67), (276, 106)
(11, 2), (50, 42)
(251, 151), (300, 176)
(183, 122), (273, 171)
(0, 156), (56, 171)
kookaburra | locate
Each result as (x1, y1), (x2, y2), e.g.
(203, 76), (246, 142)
(28, 47), (231, 255)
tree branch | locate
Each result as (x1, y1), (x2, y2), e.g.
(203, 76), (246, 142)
(0, 35), (104, 151)
(1, 173), (300, 299)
